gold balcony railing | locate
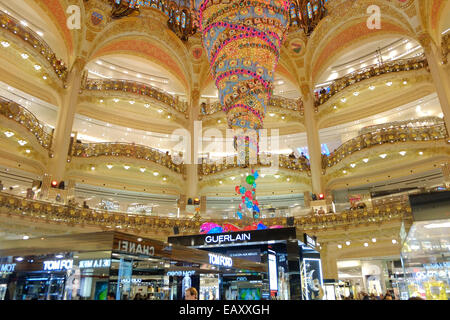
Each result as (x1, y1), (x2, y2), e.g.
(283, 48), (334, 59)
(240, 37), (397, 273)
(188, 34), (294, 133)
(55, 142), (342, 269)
(315, 56), (429, 107)
(199, 153), (310, 177)
(322, 122), (449, 169)
(200, 96), (303, 117)
(83, 78), (188, 114)
(0, 192), (412, 234)
(0, 96), (53, 150)
(442, 33), (449, 64)
(71, 141), (184, 174)
(109, 0), (328, 41)
(0, 12), (68, 82)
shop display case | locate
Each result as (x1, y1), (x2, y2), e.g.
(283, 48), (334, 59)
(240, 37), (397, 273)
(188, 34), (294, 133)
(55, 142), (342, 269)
(399, 219), (450, 300)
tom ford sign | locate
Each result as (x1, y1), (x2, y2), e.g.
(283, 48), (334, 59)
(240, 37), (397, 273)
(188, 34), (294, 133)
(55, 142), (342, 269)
(0, 263), (16, 273)
(208, 253), (233, 268)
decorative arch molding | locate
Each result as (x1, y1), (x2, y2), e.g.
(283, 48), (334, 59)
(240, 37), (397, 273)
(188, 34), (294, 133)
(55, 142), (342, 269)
(31, 0), (76, 62)
(85, 15), (192, 92)
(305, 0), (417, 83)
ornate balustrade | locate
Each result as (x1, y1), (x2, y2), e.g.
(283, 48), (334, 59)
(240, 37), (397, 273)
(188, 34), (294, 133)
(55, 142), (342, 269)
(200, 95), (303, 117)
(322, 123), (448, 169)
(442, 33), (449, 64)
(0, 12), (68, 82)
(83, 78), (188, 114)
(109, 0), (328, 41)
(0, 192), (412, 234)
(199, 153), (310, 177)
(315, 56), (429, 107)
(0, 96), (53, 150)
(71, 141), (184, 174)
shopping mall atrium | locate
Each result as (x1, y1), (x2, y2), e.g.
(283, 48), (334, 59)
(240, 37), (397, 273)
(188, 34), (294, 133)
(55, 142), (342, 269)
(0, 0), (449, 301)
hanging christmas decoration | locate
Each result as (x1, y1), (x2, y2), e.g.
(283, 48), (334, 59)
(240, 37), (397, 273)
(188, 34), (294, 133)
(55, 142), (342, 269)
(199, 0), (290, 163)
(233, 170), (260, 219)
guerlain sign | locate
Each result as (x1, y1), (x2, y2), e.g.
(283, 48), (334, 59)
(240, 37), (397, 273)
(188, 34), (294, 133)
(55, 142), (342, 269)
(204, 233), (251, 244)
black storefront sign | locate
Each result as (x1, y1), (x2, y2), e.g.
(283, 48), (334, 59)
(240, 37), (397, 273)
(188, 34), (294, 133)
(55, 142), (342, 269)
(168, 227), (298, 247)
(303, 233), (317, 249)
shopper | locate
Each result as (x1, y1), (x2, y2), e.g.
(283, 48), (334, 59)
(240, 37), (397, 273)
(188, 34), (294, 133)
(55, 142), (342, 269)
(133, 293), (143, 300)
(107, 293), (115, 300)
(185, 287), (198, 300)
(382, 294), (392, 300)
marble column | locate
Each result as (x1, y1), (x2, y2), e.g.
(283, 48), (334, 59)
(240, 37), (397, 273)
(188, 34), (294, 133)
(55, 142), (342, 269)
(320, 243), (339, 280)
(301, 84), (324, 196)
(185, 89), (200, 200)
(48, 57), (85, 183)
(419, 33), (450, 135)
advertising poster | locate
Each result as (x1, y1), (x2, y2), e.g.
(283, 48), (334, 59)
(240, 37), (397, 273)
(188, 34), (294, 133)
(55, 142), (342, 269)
(303, 258), (323, 300)
(94, 281), (108, 300)
(268, 253), (278, 292)
(238, 288), (261, 300)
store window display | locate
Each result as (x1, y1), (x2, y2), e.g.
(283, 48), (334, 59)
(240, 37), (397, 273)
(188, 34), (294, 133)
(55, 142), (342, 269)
(398, 219), (450, 300)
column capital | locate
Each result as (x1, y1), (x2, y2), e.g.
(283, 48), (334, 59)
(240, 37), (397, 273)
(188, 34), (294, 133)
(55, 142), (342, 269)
(417, 31), (435, 52)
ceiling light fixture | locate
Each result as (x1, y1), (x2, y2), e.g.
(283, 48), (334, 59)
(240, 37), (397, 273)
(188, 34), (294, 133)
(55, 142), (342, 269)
(153, 172), (159, 176)
(379, 154), (387, 159)
(353, 92), (359, 96)
(337, 244), (342, 249)
(1, 41), (10, 47)
(123, 165), (130, 170)
(4, 131), (14, 138)
(369, 85), (375, 90)
(25, 149), (31, 154)
(158, 109), (163, 113)
(362, 158), (369, 163)
(372, 238), (377, 243)
(346, 241), (351, 246)
(364, 243), (369, 247)
(113, 99), (119, 103)
(34, 64), (41, 71)
(144, 104), (150, 108)
(341, 98), (347, 103)
(342, 170), (347, 174)
(129, 101), (135, 105)
(350, 163), (356, 168)
(399, 151), (406, 156)
(386, 81), (393, 86)
(418, 151), (423, 155)
(18, 140), (27, 146)
(140, 168), (146, 173)
(392, 239), (397, 244)
(106, 164), (113, 169)
(21, 53), (29, 59)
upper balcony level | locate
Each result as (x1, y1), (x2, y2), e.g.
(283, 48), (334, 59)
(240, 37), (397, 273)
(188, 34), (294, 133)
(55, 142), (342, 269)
(322, 120), (449, 170)
(0, 96), (53, 152)
(0, 11), (68, 85)
(314, 55), (429, 108)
